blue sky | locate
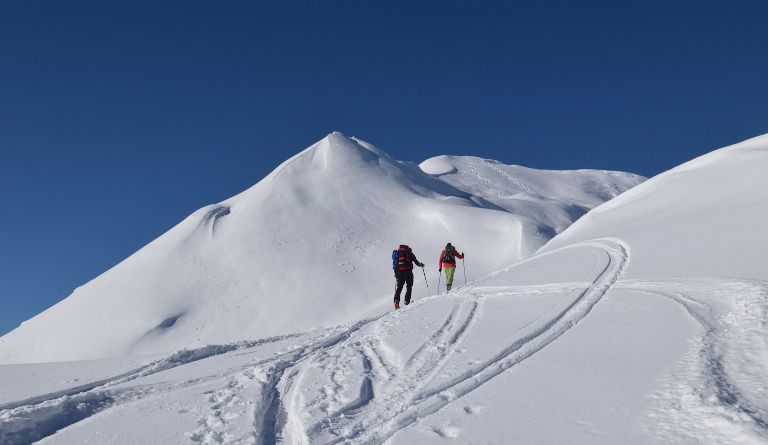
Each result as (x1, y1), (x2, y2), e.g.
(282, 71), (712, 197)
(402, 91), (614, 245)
(1, 0), (767, 336)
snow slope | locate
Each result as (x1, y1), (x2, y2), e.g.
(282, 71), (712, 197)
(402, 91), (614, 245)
(1, 134), (767, 444)
(542, 133), (768, 279)
(0, 133), (643, 364)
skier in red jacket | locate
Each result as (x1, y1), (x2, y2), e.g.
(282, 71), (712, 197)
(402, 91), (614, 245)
(438, 242), (464, 291)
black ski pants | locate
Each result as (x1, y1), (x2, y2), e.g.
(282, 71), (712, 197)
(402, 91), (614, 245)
(394, 269), (414, 305)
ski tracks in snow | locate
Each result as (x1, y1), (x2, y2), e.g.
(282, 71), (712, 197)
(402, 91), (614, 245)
(0, 333), (307, 444)
(188, 313), (394, 445)
(5, 239), (768, 444)
(275, 238), (629, 444)
(0, 238), (629, 444)
(618, 279), (768, 444)
(0, 322), (379, 445)
(298, 299), (483, 445)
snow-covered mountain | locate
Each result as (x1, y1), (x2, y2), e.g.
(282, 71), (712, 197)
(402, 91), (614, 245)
(1, 134), (767, 444)
(0, 133), (643, 364)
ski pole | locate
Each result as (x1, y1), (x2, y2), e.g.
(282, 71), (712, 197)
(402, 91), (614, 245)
(462, 258), (467, 284)
(437, 270), (442, 294)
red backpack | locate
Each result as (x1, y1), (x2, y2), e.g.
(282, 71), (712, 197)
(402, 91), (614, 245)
(396, 245), (413, 271)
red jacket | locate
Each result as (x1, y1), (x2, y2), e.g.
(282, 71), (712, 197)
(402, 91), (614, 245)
(439, 248), (464, 268)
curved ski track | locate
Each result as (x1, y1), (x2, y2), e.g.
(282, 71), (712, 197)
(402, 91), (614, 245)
(0, 238), (629, 445)
(616, 280), (768, 442)
(286, 238), (629, 444)
(0, 317), (384, 444)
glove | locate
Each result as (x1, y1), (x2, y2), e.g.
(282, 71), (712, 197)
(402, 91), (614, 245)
(439, 268), (442, 272)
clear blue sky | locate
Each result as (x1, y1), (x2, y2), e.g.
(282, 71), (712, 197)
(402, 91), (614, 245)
(1, 0), (767, 336)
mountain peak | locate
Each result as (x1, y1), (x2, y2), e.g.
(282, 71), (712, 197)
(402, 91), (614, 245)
(321, 130), (350, 143)
(308, 132), (388, 169)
